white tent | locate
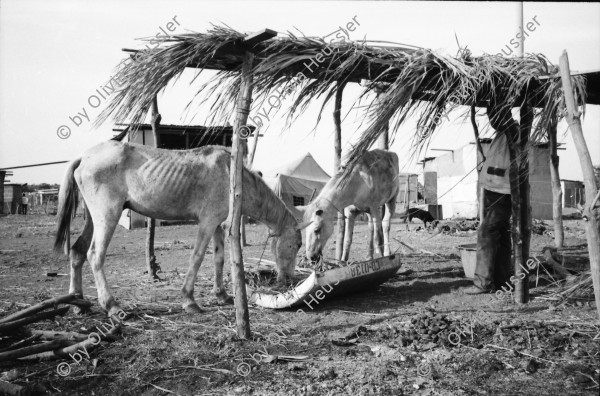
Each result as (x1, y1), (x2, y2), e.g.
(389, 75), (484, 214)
(265, 153), (331, 209)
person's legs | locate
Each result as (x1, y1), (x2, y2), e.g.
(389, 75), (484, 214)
(470, 190), (511, 292)
(23, 204), (27, 215)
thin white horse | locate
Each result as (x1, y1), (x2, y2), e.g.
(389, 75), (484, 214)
(302, 149), (400, 261)
(54, 141), (307, 316)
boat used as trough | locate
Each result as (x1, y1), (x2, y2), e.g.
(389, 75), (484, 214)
(245, 254), (402, 309)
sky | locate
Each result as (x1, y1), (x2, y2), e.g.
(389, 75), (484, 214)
(1, 0), (599, 184)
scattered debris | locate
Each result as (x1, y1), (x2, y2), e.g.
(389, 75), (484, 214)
(436, 219), (479, 234)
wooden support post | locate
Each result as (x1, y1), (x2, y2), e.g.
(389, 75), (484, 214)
(471, 106), (486, 221)
(559, 51), (600, 319)
(507, 127), (527, 303)
(488, 105), (529, 304)
(229, 51), (254, 338)
(518, 103), (534, 303)
(334, 81), (347, 261)
(548, 119), (564, 247)
(146, 97), (161, 280)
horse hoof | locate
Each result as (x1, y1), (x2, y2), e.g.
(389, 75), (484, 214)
(184, 303), (203, 314)
(108, 306), (130, 321)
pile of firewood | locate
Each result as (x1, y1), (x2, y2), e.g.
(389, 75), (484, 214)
(0, 295), (120, 395)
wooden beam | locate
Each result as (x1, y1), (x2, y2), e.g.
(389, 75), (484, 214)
(559, 51), (600, 319)
(242, 28), (277, 48)
(229, 51), (254, 339)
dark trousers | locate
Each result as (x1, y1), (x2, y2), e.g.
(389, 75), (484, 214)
(474, 189), (512, 290)
(21, 204), (28, 215)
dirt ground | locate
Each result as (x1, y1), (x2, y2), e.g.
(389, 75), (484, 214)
(0, 210), (598, 396)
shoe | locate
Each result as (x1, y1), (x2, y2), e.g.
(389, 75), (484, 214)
(461, 286), (493, 295)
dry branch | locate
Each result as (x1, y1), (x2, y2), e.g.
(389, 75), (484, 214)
(0, 307), (69, 334)
(20, 323), (120, 361)
(0, 339), (73, 362)
(0, 294), (90, 324)
(27, 330), (89, 343)
(0, 334), (42, 353)
(0, 381), (45, 396)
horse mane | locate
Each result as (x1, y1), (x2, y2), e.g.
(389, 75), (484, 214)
(303, 167), (346, 222)
(243, 166), (297, 232)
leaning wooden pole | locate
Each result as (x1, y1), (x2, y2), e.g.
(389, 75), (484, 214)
(229, 51), (254, 338)
(559, 51), (600, 319)
(146, 96), (161, 280)
(548, 119), (564, 247)
(334, 81), (346, 261)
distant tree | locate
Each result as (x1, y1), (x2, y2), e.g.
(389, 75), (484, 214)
(594, 165), (600, 189)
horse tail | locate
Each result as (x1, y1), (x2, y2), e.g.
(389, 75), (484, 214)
(54, 158), (81, 254)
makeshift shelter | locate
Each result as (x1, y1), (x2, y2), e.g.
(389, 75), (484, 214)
(265, 153), (330, 209)
(96, 25), (600, 324)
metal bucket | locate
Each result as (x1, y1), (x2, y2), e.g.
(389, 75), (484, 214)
(457, 243), (477, 279)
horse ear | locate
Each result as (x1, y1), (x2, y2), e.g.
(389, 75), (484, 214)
(295, 221), (313, 231)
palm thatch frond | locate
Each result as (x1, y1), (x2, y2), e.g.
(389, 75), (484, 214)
(96, 25), (587, 182)
(96, 26), (245, 127)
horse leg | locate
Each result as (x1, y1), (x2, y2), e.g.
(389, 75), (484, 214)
(69, 207), (93, 314)
(86, 208), (122, 317)
(382, 200), (396, 256)
(212, 225), (233, 304)
(376, 206), (384, 250)
(181, 223), (215, 313)
(367, 213), (374, 260)
(372, 212), (384, 257)
(341, 207), (356, 261)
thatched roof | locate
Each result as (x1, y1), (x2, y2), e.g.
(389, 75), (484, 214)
(97, 26), (593, 170)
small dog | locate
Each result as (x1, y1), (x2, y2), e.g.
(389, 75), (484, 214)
(403, 208), (436, 228)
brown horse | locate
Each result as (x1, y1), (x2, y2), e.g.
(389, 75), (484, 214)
(54, 141), (308, 316)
